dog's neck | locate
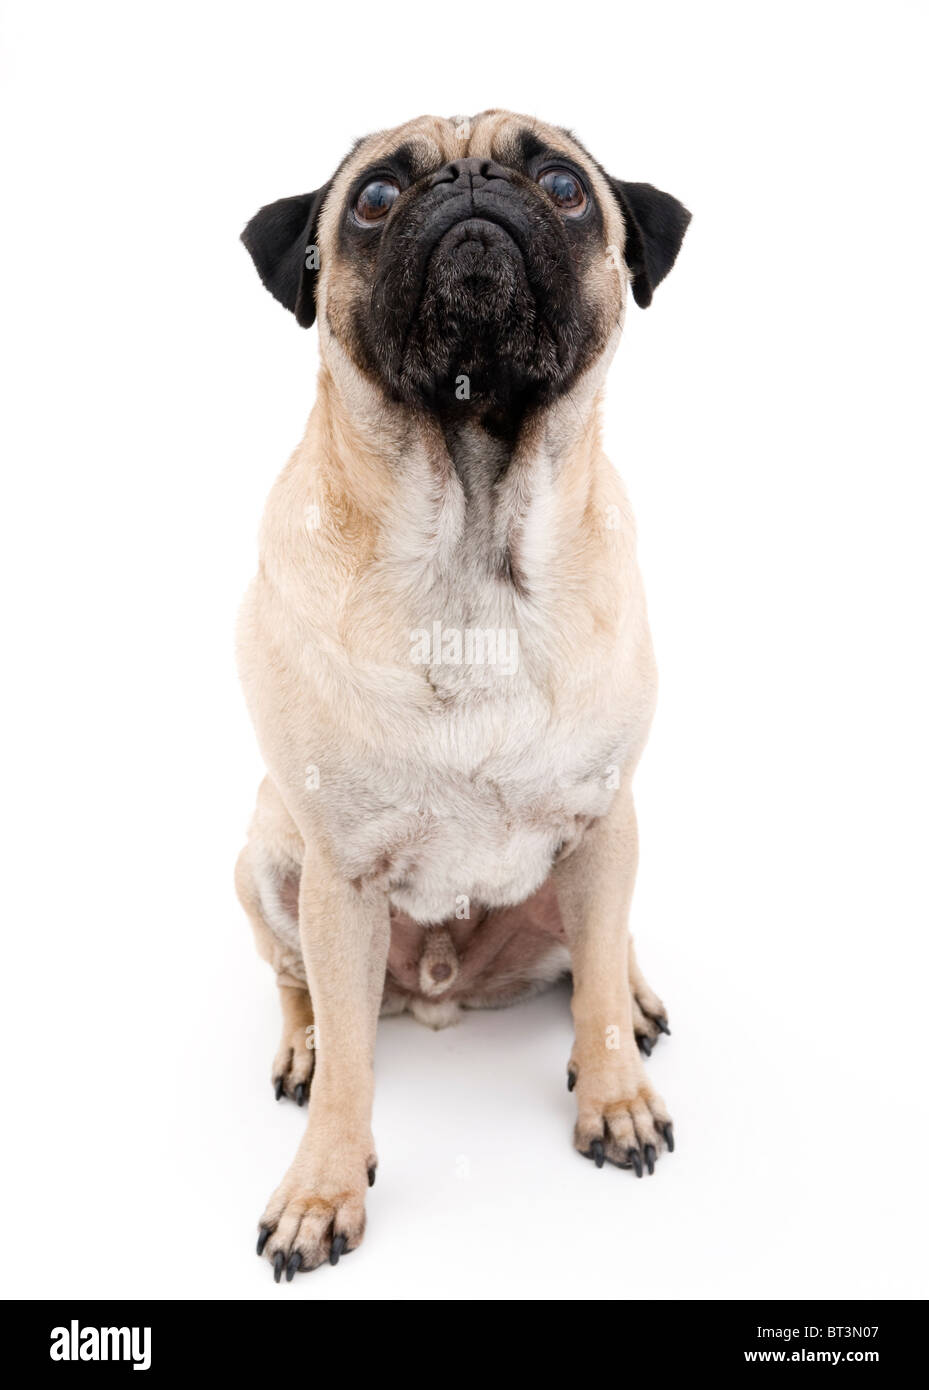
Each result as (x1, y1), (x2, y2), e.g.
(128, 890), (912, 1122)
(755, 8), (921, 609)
(306, 342), (616, 608)
(439, 410), (512, 502)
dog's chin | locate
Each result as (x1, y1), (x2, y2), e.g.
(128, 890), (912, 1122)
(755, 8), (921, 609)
(367, 217), (581, 415)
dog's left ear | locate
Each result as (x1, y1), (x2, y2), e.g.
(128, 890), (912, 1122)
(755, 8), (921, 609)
(241, 184), (332, 327)
(609, 180), (691, 308)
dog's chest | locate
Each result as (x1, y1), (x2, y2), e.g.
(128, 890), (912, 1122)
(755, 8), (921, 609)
(295, 432), (630, 923)
(323, 679), (621, 924)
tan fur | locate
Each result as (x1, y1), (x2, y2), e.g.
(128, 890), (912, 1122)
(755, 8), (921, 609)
(236, 111), (673, 1272)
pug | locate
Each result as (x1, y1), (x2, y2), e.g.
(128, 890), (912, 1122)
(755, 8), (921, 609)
(235, 110), (690, 1281)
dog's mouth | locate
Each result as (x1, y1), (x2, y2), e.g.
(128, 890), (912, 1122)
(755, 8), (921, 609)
(437, 216), (522, 261)
(425, 218), (527, 315)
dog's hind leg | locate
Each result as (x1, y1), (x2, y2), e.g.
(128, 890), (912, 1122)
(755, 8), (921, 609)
(235, 779), (315, 1104)
(235, 845), (316, 1104)
(629, 938), (670, 1057)
(269, 982), (315, 1105)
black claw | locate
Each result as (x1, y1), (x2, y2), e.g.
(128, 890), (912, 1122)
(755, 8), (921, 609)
(656, 1017), (671, 1036)
(294, 1083), (307, 1107)
(256, 1225), (271, 1256)
(638, 1034), (653, 1057)
(663, 1122), (675, 1152)
(590, 1139), (605, 1168)
(367, 1166), (376, 1188)
(273, 1251), (285, 1283)
(286, 1251), (301, 1283)
(630, 1147), (643, 1178)
(644, 1143), (656, 1175)
(330, 1234), (347, 1266)
(567, 1069), (577, 1092)
(273, 1076), (284, 1101)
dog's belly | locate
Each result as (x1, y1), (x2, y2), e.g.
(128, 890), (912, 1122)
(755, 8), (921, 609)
(258, 738), (615, 1025)
(384, 809), (585, 923)
(324, 756), (615, 926)
(255, 667), (631, 1023)
(253, 711), (623, 1026)
(317, 692), (624, 924)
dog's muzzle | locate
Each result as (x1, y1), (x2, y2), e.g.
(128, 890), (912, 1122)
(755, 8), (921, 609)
(419, 157), (530, 259)
(366, 156), (583, 407)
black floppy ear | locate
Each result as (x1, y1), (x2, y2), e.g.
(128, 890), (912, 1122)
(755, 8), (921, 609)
(609, 180), (691, 308)
(241, 184), (332, 327)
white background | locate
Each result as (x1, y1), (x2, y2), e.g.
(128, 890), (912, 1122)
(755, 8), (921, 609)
(1, 0), (927, 1300)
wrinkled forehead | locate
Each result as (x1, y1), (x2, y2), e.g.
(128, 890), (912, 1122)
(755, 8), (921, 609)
(331, 110), (613, 204)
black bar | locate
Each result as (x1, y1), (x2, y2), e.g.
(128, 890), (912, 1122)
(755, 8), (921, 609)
(0, 1299), (922, 1374)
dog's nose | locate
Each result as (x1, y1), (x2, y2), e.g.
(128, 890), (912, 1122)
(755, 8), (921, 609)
(430, 157), (512, 190)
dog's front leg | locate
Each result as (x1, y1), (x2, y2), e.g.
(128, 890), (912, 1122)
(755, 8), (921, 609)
(257, 840), (389, 1280)
(555, 788), (674, 1175)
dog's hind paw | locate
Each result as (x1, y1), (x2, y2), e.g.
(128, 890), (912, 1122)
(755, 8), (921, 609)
(633, 992), (670, 1057)
(271, 1016), (315, 1106)
(629, 946), (670, 1057)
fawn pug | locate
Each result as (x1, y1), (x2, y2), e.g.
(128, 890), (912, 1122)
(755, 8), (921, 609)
(236, 110), (689, 1280)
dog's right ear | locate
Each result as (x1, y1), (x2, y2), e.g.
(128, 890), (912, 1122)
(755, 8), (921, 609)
(241, 184), (332, 328)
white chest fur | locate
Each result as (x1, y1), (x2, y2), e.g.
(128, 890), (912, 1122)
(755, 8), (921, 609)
(313, 665), (626, 924)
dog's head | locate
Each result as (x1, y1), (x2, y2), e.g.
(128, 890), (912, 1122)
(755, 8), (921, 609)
(242, 112), (689, 418)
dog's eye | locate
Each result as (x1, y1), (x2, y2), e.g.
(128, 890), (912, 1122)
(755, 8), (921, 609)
(355, 179), (400, 223)
(537, 168), (587, 215)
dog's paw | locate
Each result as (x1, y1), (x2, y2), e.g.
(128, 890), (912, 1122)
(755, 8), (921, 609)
(256, 1142), (375, 1281)
(629, 958), (670, 1057)
(570, 1069), (674, 1176)
(271, 1024), (315, 1106)
(633, 987), (670, 1058)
